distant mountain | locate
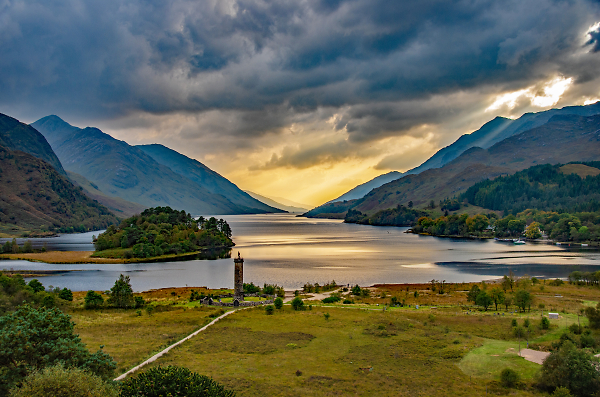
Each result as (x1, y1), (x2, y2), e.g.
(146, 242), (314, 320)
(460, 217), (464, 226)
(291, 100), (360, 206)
(0, 144), (118, 235)
(244, 191), (308, 213)
(324, 102), (600, 205)
(0, 113), (66, 176)
(32, 116), (272, 215)
(137, 144), (282, 213)
(306, 113), (600, 217)
(66, 171), (146, 217)
(329, 171), (403, 203)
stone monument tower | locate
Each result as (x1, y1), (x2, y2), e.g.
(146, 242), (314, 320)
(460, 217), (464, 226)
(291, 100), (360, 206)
(234, 251), (244, 300)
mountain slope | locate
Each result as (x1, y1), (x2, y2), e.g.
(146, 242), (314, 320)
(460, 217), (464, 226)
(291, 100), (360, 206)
(244, 191), (308, 212)
(0, 113), (66, 176)
(31, 116), (259, 215)
(326, 102), (600, 204)
(0, 145), (118, 235)
(137, 144), (282, 213)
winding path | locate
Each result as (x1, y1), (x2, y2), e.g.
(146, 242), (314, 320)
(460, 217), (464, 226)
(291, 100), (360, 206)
(114, 309), (238, 381)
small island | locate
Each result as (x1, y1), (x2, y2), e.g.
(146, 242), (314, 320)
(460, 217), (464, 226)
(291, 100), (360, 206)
(92, 206), (234, 260)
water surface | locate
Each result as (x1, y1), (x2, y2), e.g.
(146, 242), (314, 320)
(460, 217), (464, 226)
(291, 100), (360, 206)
(1, 214), (599, 291)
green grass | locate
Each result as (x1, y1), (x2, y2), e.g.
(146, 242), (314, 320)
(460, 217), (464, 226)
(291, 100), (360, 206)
(459, 339), (541, 380)
(133, 306), (539, 396)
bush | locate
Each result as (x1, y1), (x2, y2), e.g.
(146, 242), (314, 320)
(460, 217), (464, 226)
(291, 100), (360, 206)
(500, 368), (520, 388)
(274, 297), (283, 309)
(291, 297), (304, 311)
(351, 285), (361, 295)
(119, 365), (235, 397)
(322, 296), (341, 304)
(343, 299), (353, 304)
(552, 387), (573, 397)
(84, 291), (104, 309)
(0, 305), (115, 395)
(541, 316), (550, 330)
(134, 296), (145, 308)
(28, 279), (45, 293)
(265, 305), (274, 315)
(568, 324), (582, 335)
(8, 364), (118, 397)
(549, 279), (564, 286)
(58, 288), (73, 301)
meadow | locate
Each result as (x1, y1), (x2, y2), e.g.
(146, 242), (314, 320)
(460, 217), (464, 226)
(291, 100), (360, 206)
(64, 281), (599, 396)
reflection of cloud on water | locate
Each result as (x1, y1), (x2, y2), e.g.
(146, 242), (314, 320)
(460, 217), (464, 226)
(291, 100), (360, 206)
(401, 263), (435, 269)
(314, 266), (350, 269)
(436, 262), (600, 278)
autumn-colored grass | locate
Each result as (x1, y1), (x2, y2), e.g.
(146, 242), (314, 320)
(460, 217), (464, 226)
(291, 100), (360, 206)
(0, 251), (121, 264)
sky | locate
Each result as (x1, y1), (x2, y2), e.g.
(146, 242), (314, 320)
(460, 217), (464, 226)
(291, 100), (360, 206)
(2, 0), (600, 206)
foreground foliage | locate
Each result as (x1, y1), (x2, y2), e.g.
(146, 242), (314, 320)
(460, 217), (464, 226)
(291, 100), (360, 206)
(94, 206), (234, 258)
(119, 365), (235, 397)
(0, 305), (116, 395)
(8, 364), (118, 397)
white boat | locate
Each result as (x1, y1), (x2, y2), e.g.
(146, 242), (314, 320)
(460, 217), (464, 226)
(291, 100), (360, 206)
(513, 240), (526, 245)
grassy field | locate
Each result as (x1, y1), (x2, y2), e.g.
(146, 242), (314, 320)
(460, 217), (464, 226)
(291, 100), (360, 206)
(0, 249), (209, 264)
(60, 282), (600, 396)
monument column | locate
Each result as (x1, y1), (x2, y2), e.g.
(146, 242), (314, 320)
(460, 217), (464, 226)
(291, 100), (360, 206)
(234, 252), (244, 300)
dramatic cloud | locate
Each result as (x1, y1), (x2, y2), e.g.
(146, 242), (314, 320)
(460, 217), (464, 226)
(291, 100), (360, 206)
(2, 0), (600, 204)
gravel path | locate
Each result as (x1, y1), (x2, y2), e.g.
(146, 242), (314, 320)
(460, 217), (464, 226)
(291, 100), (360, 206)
(114, 309), (238, 381)
(519, 349), (550, 365)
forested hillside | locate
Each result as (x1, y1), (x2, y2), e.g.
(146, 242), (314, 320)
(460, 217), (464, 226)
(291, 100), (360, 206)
(460, 162), (600, 214)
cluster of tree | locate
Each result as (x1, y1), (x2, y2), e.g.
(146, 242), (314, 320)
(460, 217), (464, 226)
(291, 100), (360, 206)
(241, 282), (284, 297)
(0, 273), (73, 315)
(459, 162), (600, 214)
(94, 206), (234, 258)
(83, 275), (145, 309)
(1, 239), (36, 254)
(412, 213), (496, 237)
(518, 209), (600, 242)
(568, 270), (600, 286)
(440, 198), (462, 212)
(344, 205), (428, 226)
(467, 284), (533, 312)
(302, 280), (338, 293)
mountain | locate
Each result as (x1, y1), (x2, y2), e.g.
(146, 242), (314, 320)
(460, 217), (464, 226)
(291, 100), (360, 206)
(137, 144), (282, 213)
(306, 113), (600, 217)
(31, 116), (270, 215)
(0, 144), (118, 235)
(244, 191), (309, 213)
(329, 171), (403, 202)
(0, 113), (66, 176)
(325, 102), (600, 205)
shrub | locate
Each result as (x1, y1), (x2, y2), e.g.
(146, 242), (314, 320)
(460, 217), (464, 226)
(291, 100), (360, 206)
(8, 364), (118, 397)
(511, 318), (517, 327)
(119, 365), (235, 397)
(541, 316), (550, 330)
(42, 294), (55, 308)
(58, 288), (73, 301)
(585, 303), (600, 329)
(134, 296), (145, 308)
(265, 305), (274, 315)
(322, 296), (341, 304)
(28, 279), (45, 293)
(84, 291), (104, 309)
(274, 297), (283, 309)
(291, 297), (304, 311)
(500, 368), (520, 388)
(568, 324), (582, 335)
(0, 305), (115, 395)
(324, 313), (330, 320)
(552, 387), (573, 397)
(351, 285), (362, 295)
(343, 299), (353, 304)
(549, 279), (564, 286)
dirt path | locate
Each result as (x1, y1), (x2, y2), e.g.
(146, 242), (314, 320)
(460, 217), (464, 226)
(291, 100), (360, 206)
(114, 309), (238, 381)
(518, 348), (550, 365)
(283, 290), (335, 303)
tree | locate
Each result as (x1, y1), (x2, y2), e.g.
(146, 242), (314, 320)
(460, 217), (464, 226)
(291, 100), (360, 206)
(291, 297), (304, 311)
(525, 222), (542, 239)
(28, 279), (45, 293)
(489, 287), (505, 311)
(408, 201), (413, 208)
(584, 302), (600, 329)
(538, 341), (600, 397)
(475, 291), (492, 311)
(274, 297), (283, 309)
(8, 364), (118, 397)
(58, 288), (73, 301)
(351, 285), (362, 295)
(107, 274), (134, 308)
(500, 368), (520, 388)
(466, 285), (480, 304)
(0, 305), (115, 395)
(119, 365), (234, 397)
(501, 273), (515, 292)
(503, 296), (512, 311)
(84, 290), (104, 309)
(514, 289), (532, 312)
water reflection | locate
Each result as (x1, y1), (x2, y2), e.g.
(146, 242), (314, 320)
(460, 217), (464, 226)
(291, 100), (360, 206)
(0, 213), (599, 291)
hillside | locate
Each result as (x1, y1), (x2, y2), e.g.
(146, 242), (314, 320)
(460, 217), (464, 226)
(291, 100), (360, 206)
(31, 116), (268, 215)
(326, 102), (600, 204)
(459, 162), (600, 214)
(137, 144), (281, 213)
(0, 113), (66, 175)
(0, 145), (118, 235)
(244, 191), (308, 212)
(307, 113), (600, 218)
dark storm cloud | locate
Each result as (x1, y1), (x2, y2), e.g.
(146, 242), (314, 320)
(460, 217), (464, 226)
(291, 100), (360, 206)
(1, 0), (600, 142)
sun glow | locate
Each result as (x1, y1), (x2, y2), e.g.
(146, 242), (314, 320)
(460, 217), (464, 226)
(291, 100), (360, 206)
(486, 76), (573, 112)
